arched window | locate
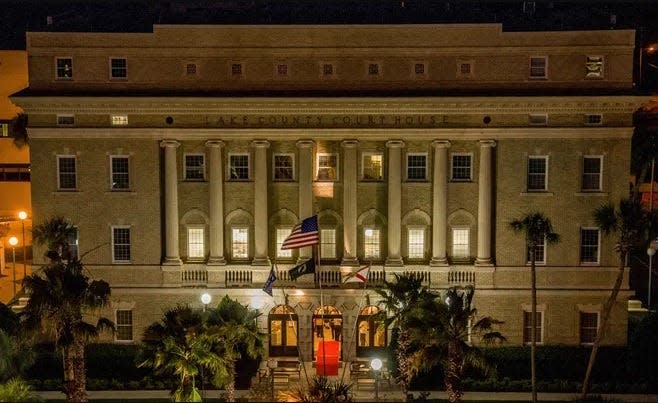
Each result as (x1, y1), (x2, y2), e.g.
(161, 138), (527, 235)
(356, 306), (387, 357)
(268, 305), (298, 357)
(312, 305), (342, 359)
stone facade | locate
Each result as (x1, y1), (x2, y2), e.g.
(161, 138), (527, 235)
(12, 24), (649, 363)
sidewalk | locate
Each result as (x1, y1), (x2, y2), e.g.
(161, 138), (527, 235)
(35, 390), (658, 402)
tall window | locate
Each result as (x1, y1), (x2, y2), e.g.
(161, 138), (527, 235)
(362, 153), (383, 181)
(527, 237), (546, 264)
(451, 153), (472, 181)
(582, 156), (602, 191)
(273, 154), (294, 181)
(269, 305), (299, 357)
(317, 153), (338, 181)
(407, 228), (425, 259)
(580, 228), (600, 264)
(111, 156), (129, 190)
(452, 228), (470, 259)
(321, 229), (336, 259)
(364, 228), (380, 260)
(523, 311), (543, 344)
(57, 156), (77, 190)
(111, 115), (128, 126)
(356, 306), (386, 355)
(527, 156), (548, 191)
(187, 227), (205, 259)
(232, 227), (248, 259)
(110, 58), (127, 79)
(276, 227), (293, 258)
(184, 154), (205, 181)
(530, 56), (547, 78)
(579, 312), (599, 344)
(56, 57), (73, 79)
(116, 310), (133, 341)
(65, 227), (79, 261)
(112, 226), (131, 263)
(407, 153), (427, 181)
(229, 154), (249, 180)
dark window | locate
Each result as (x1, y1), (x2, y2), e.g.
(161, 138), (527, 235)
(0, 163), (30, 182)
(111, 157), (130, 190)
(231, 63), (242, 75)
(110, 58), (127, 79)
(527, 157), (547, 191)
(58, 157), (76, 190)
(185, 155), (205, 181)
(368, 63), (379, 75)
(407, 154), (427, 180)
(582, 157), (602, 191)
(323, 64), (334, 75)
(112, 227), (131, 262)
(579, 312), (598, 344)
(116, 310), (133, 341)
(414, 63), (425, 74)
(452, 154), (472, 181)
(56, 58), (73, 79)
(580, 229), (599, 263)
(229, 155), (249, 180)
(523, 311), (543, 344)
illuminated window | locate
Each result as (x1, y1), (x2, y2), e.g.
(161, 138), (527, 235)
(276, 227), (293, 258)
(407, 228), (425, 259)
(579, 312), (599, 344)
(317, 153), (338, 181)
(110, 58), (127, 79)
(269, 305), (299, 357)
(530, 56), (547, 78)
(364, 228), (380, 260)
(57, 156), (77, 190)
(112, 226), (131, 263)
(229, 154), (249, 180)
(451, 153), (472, 181)
(187, 227), (205, 259)
(273, 154), (294, 181)
(523, 311), (543, 344)
(527, 156), (548, 191)
(321, 229), (336, 259)
(185, 154), (205, 181)
(111, 115), (128, 126)
(56, 57), (73, 79)
(357, 306), (386, 354)
(580, 228), (600, 264)
(582, 156), (602, 191)
(362, 153), (383, 181)
(407, 153), (427, 181)
(585, 56), (604, 78)
(116, 310), (133, 341)
(232, 227), (248, 259)
(451, 228), (470, 259)
(110, 156), (130, 190)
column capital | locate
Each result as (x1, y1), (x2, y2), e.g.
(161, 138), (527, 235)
(432, 140), (451, 149)
(478, 139), (497, 148)
(205, 140), (225, 148)
(341, 139), (359, 148)
(160, 139), (180, 148)
(296, 139), (315, 149)
(386, 140), (405, 149)
(251, 140), (270, 149)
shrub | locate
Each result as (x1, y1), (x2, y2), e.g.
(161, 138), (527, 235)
(0, 378), (42, 402)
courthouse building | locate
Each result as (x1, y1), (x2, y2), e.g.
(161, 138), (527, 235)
(11, 24), (648, 364)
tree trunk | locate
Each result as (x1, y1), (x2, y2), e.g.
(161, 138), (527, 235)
(581, 252), (626, 398)
(395, 328), (412, 397)
(226, 360), (236, 402)
(444, 341), (463, 403)
(71, 341), (88, 402)
(530, 254), (537, 403)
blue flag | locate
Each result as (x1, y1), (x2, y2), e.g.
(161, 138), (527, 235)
(262, 266), (277, 296)
(288, 258), (316, 280)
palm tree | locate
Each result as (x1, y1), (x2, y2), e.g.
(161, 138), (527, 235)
(22, 217), (113, 403)
(32, 216), (77, 261)
(406, 286), (506, 403)
(510, 212), (559, 403)
(206, 295), (265, 402)
(10, 113), (28, 148)
(372, 273), (433, 397)
(582, 199), (649, 398)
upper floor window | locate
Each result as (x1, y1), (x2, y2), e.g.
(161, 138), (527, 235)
(115, 310), (133, 342)
(527, 156), (548, 191)
(57, 156), (77, 190)
(579, 312), (599, 344)
(110, 156), (130, 190)
(322, 63), (334, 76)
(457, 60), (473, 78)
(529, 114), (548, 126)
(184, 154), (205, 181)
(414, 63), (425, 75)
(364, 228), (380, 260)
(582, 156), (602, 191)
(1, 123), (8, 137)
(527, 237), (546, 264)
(186, 63), (198, 76)
(231, 227), (249, 259)
(57, 115), (75, 126)
(273, 154), (294, 181)
(112, 226), (131, 263)
(229, 154), (250, 180)
(580, 228), (600, 264)
(276, 64), (289, 76)
(407, 153), (427, 181)
(407, 228), (425, 259)
(231, 63), (243, 76)
(317, 153), (338, 181)
(529, 56), (547, 79)
(585, 56), (604, 79)
(362, 153), (383, 181)
(368, 63), (380, 76)
(56, 57), (73, 79)
(451, 228), (470, 259)
(523, 311), (543, 344)
(276, 227), (293, 258)
(111, 115), (128, 126)
(110, 58), (127, 79)
(321, 229), (337, 259)
(187, 227), (205, 259)
(451, 153), (472, 181)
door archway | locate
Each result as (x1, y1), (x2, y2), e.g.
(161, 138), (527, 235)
(312, 305), (342, 359)
(268, 305), (298, 357)
(356, 305), (387, 357)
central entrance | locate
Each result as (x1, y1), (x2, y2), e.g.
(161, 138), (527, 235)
(312, 305), (343, 360)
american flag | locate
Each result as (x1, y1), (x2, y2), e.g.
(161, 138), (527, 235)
(280, 215), (320, 249)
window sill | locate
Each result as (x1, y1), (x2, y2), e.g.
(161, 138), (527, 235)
(273, 179), (296, 183)
(360, 180), (384, 183)
(575, 192), (608, 197)
(315, 180), (338, 183)
(112, 261), (132, 265)
(227, 179), (251, 182)
(528, 77), (548, 80)
(105, 190), (136, 195)
(183, 179), (207, 183)
(54, 190), (81, 194)
(450, 179), (473, 183)
(405, 180), (429, 183)
(526, 262), (546, 266)
(579, 263), (601, 267)
(520, 192), (554, 197)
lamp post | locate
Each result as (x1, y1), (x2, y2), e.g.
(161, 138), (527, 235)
(200, 293), (211, 312)
(18, 211), (27, 279)
(267, 358), (277, 400)
(370, 358), (383, 403)
(649, 239), (658, 310)
(8, 236), (18, 299)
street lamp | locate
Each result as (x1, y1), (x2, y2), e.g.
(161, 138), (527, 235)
(8, 236), (18, 299)
(200, 293), (212, 312)
(18, 211), (27, 279)
(649, 239), (658, 310)
(370, 358), (383, 402)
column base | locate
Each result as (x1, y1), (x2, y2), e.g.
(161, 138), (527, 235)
(385, 257), (404, 267)
(430, 257), (449, 266)
(251, 256), (271, 266)
(162, 257), (182, 266)
(475, 257), (494, 266)
(207, 256), (227, 266)
(340, 256), (360, 267)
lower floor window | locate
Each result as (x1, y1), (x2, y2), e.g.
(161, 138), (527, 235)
(187, 227), (205, 259)
(407, 228), (425, 259)
(452, 228), (470, 258)
(364, 228), (380, 259)
(116, 310), (133, 341)
(112, 227), (131, 262)
(523, 311), (543, 344)
(579, 312), (599, 344)
(321, 229), (336, 259)
(232, 227), (248, 259)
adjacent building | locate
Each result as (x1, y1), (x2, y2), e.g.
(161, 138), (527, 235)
(11, 24), (648, 365)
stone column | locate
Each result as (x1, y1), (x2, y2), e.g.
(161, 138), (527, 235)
(252, 140), (270, 266)
(296, 140), (315, 262)
(341, 140), (359, 266)
(160, 140), (181, 265)
(205, 140), (226, 265)
(431, 140), (450, 266)
(385, 140), (404, 267)
(476, 140), (496, 265)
